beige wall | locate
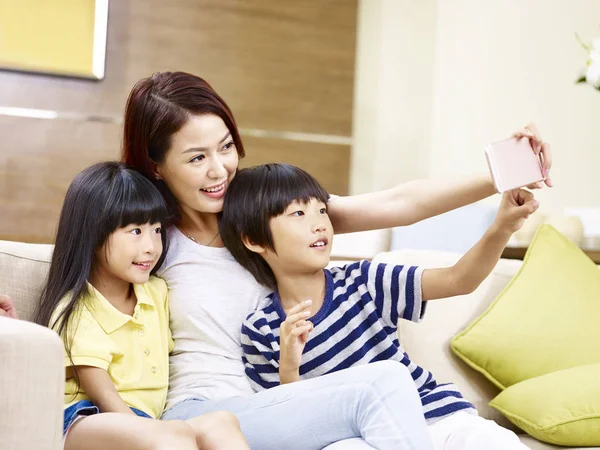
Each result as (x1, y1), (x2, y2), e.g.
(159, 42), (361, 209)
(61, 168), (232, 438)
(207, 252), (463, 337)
(351, 0), (437, 194)
(353, 0), (600, 212)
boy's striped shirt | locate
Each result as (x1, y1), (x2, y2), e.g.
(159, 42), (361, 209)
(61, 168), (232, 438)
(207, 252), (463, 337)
(241, 260), (476, 424)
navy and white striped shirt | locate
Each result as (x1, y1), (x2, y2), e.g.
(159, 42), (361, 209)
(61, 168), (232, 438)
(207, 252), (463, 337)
(241, 260), (476, 424)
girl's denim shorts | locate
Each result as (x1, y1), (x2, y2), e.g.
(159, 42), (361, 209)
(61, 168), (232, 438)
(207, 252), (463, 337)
(63, 400), (151, 435)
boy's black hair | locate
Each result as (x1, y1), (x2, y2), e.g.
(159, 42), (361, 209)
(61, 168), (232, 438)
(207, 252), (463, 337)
(220, 163), (329, 290)
(35, 161), (169, 391)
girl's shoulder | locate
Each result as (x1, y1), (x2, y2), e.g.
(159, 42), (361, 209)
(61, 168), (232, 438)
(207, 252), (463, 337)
(49, 288), (109, 343)
(145, 275), (167, 291)
(49, 288), (90, 332)
(137, 276), (168, 306)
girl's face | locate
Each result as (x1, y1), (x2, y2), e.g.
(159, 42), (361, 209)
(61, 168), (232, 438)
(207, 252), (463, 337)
(155, 114), (239, 217)
(94, 222), (163, 287)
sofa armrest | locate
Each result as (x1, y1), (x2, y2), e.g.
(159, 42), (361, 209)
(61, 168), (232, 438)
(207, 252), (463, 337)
(0, 317), (63, 450)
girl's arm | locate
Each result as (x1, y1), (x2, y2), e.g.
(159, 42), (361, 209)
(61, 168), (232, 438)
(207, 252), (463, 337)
(328, 124), (552, 234)
(75, 365), (136, 415)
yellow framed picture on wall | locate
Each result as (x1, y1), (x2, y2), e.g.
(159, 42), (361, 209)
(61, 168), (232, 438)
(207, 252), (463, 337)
(0, 0), (108, 80)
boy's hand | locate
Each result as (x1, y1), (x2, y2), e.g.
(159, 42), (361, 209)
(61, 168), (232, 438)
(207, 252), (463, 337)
(0, 294), (17, 319)
(279, 300), (313, 380)
(494, 189), (540, 235)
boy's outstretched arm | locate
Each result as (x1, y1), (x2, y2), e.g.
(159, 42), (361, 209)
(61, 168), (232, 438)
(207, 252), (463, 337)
(328, 124), (551, 234)
(421, 189), (539, 301)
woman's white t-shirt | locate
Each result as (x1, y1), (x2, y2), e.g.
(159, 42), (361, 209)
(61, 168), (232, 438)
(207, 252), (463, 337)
(157, 227), (270, 410)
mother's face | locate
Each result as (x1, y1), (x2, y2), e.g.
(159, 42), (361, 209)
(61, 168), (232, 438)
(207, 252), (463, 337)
(155, 114), (239, 216)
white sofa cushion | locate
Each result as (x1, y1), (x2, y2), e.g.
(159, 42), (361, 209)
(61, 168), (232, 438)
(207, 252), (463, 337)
(373, 249), (523, 429)
(330, 229), (391, 261)
(0, 240), (53, 322)
(0, 317), (64, 450)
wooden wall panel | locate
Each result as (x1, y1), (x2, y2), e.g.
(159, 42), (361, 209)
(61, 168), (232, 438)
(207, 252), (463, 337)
(0, 1), (356, 243)
(240, 137), (350, 196)
(0, 0), (357, 135)
(0, 117), (121, 243)
(0, 125), (349, 243)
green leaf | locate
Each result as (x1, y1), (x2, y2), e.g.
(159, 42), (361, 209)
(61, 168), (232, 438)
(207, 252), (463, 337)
(576, 32), (591, 51)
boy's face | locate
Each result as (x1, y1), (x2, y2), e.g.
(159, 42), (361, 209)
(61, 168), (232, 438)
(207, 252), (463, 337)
(263, 198), (334, 275)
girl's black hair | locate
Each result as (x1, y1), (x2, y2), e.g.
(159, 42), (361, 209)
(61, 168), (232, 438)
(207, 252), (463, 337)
(35, 161), (169, 372)
(220, 163), (329, 290)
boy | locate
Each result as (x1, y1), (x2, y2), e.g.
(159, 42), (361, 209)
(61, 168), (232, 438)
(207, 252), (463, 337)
(220, 163), (537, 450)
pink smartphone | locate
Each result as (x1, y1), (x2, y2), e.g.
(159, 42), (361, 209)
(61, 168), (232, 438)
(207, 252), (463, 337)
(485, 137), (545, 193)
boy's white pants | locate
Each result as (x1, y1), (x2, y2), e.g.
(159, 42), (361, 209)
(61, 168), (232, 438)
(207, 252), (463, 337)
(428, 411), (531, 450)
(323, 411), (531, 450)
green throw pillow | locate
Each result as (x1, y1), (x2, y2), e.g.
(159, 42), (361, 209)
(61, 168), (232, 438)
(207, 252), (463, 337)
(490, 363), (600, 446)
(451, 224), (600, 390)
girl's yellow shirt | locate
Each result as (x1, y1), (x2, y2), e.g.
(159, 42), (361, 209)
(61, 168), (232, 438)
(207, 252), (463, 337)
(52, 276), (174, 419)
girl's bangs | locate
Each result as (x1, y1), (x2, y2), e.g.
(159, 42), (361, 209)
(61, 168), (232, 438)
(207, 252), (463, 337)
(104, 174), (169, 231)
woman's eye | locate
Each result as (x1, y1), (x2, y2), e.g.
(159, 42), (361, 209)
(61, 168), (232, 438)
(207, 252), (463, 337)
(222, 141), (235, 151)
(190, 154), (205, 163)
(130, 228), (142, 235)
(154, 227), (162, 234)
(291, 211), (305, 217)
(320, 208), (328, 214)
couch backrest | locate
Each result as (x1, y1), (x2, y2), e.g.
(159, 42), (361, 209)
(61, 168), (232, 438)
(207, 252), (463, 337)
(0, 240), (53, 322)
(0, 239), (541, 430)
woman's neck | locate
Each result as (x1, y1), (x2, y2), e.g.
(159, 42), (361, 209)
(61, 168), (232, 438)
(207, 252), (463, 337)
(276, 270), (327, 318)
(89, 270), (136, 316)
(178, 208), (224, 247)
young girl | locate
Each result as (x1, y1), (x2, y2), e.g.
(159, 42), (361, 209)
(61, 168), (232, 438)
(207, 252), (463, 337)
(34, 161), (249, 450)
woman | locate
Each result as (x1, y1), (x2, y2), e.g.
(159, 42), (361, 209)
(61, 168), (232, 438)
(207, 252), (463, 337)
(119, 71), (551, 449)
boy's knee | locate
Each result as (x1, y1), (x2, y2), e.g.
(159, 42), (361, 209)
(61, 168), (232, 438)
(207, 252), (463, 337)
(367, 360), (412, 382)
(360, 361), (418, 399)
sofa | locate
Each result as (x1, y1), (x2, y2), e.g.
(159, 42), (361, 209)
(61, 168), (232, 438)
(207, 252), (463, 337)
(1, 237), (596, 449)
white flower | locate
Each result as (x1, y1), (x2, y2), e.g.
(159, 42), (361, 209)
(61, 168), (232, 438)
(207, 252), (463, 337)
(575, 33), (600, 90)
(586, 59), (600, 88)
(590, 45), (600, 65)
